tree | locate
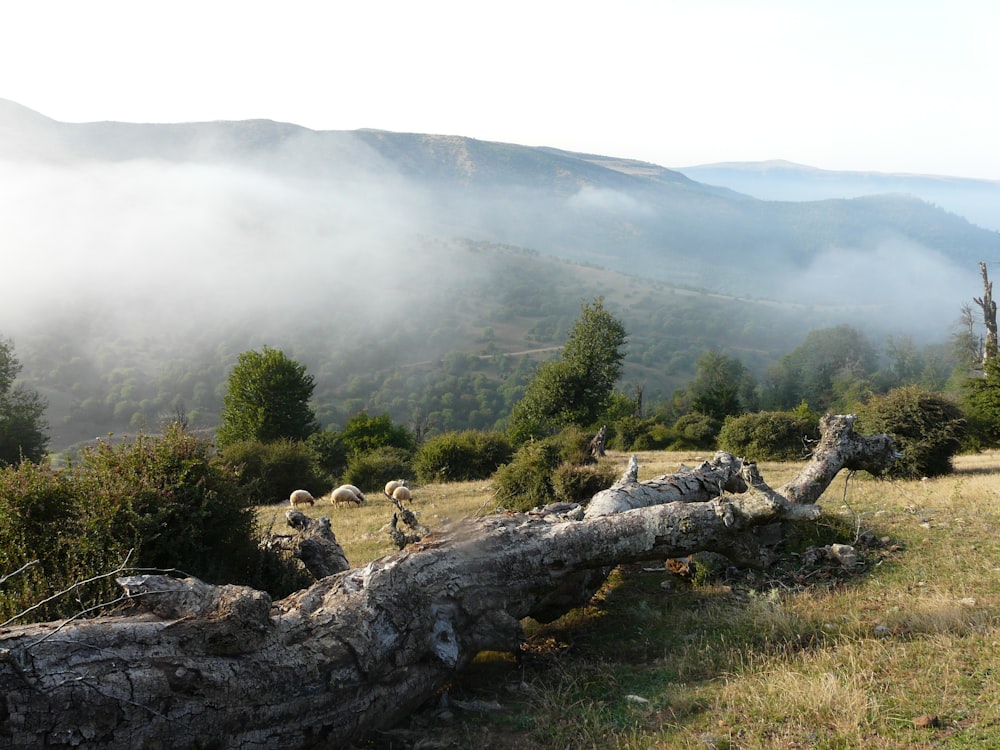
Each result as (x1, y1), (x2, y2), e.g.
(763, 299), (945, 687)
(215, 347), (319, 447)
(688, 350), (754, 421)
(338, 411), (414, 456)
(761, 324), (877, 412)
(974, 261), (998, 365)
(507, 298), (627, 443)
(0, 338), (48, 466)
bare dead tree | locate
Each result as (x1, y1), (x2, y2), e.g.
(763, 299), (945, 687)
(974, 261), (998, 365)
(0, 415), (896, 749)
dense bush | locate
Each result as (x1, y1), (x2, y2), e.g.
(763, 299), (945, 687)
(217, 438), (326, 504)
(551, 461), (617, 503)
(341, 446), (413, 494)
(669, 412), (721, 450)
(413, 430), (513, 484)
(0, 462), (79, 623)
(717, 411), (821, 461)
(610, 416), (670, 451)
(340, 412), (414, 456)
(491, 440), (562, 512)
(305, 430), (349, 485)
(855, 386), (966, 479)
(0, 426), (310, 624)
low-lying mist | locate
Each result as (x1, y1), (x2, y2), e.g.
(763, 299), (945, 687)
(772, 235), (979, 339)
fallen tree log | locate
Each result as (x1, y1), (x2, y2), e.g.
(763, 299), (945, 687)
(0, 415), (895, 749)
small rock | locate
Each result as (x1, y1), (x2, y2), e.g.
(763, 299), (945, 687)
(874, 624), (891, 637)
(828, 543), (858, 568)
(624, 694), (650, 704)
(913, 714), (941, 729)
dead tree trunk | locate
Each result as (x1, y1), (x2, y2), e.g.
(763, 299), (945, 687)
(975, 260), (998, 365)
(0, 415), (895, 749)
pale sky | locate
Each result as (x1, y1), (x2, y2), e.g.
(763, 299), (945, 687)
(2, 0), (999, 179)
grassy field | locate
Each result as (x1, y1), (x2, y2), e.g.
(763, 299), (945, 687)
(258, 450), (1000, 749)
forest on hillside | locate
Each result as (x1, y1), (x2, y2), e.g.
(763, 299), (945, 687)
(7, 240), (965, 458)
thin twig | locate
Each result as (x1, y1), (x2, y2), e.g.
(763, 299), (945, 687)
(0, 550), (135, 628)
(0, 560), (40, 586)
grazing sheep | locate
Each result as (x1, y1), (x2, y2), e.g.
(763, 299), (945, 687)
(329, 485), (364, 506)
(340, 484), (366, 503)
(289, 489), (315, 508)
(391, 485), (412, 503)
(384, 479), (408, 497)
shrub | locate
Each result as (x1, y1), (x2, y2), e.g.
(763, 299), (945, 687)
(340, 412), (414, 456)
(0, 426), (311, 624)
(413, 430), (513, 484)
(341, 446), (413, 494)
(550, 425), (599, 466)
(855, 386), (965, 479)
(610, 416), (670, 451)
(72, 426), (265, 584)
(305, 430), (349, 484)
(551, 461), (618, 503)
(492, 440), (562, 512)
(0, 462), (80, 623)
(669, 412), (721, 450)
(217, 438), (326, 505)
(717, 411), (821, 461)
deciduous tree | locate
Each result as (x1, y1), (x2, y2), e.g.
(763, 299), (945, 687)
(0, 337), (48, 466)
(215, 347), (318, 447)
(507, 298), (627, 443)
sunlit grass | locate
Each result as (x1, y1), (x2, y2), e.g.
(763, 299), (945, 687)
(259, 450), (1000, 748)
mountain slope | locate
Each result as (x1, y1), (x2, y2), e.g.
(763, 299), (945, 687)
(679, 159), (1000, 232)
(2, 96), (996, 297)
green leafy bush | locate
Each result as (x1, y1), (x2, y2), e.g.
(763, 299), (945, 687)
(341, 446), (413, 495)
(0, 462), (79, 623)
(492, 440), (562, 512)
(217, 438), (326, 505)
(305, 430), (349, 485)
(548, 425), (598, 466)
(73, 427), (266, 583)
(717, 411), (821, 461)
(413, 430), (513, 483)
(610, 416), (670, 451)
(0, 426), (310, 624)
(669, 412), (721, 450)
(855, 386), (965, 479)
(340, 412), (414, 456)
(551, 461), (617, 503)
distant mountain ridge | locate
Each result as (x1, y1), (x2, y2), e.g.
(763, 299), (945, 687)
(679, 159), (1000, 232)
(1, 97), (996, 308)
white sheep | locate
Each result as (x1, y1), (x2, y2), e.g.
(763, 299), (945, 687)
(329, 485), (364, 506)
(340, 484), (366, 503)
(384, 479), (408, 497)
(391, 485), (412, 503)
(289, 489), (316, 508)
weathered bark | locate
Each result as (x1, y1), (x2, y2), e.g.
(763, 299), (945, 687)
(975, 260), (998, 364)
(0, 415), (895, 749)
(276, 510), (351, 579)
(588, 425), (607, 458)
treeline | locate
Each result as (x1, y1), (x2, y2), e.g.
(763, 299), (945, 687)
(11, 239), (921, 457)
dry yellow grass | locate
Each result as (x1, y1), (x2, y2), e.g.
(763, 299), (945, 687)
(257, 450), (1000, 748)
